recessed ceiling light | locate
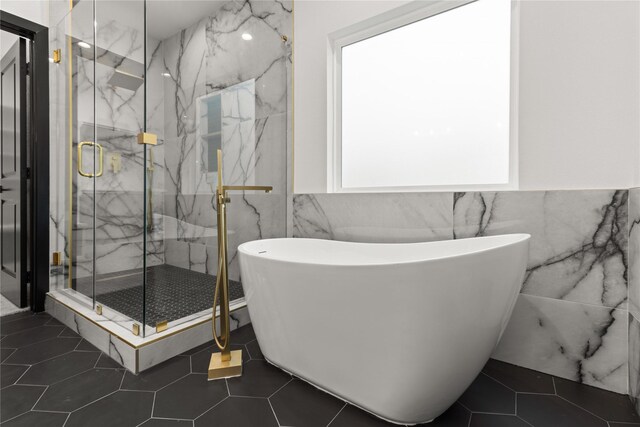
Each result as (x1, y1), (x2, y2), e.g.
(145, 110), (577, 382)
(77, 41), (91, 49)
(161, 72), (171, 77)
(241, 33), (253, 41)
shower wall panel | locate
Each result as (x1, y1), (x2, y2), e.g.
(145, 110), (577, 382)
(162, 0), (292, 280)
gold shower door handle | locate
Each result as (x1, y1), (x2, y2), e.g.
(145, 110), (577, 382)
(78, 141), (104, 177)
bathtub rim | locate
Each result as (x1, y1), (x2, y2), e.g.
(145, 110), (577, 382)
(238, 233), (531, 267)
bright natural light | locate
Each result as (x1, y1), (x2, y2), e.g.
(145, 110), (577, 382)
(340, 0), (512, 190)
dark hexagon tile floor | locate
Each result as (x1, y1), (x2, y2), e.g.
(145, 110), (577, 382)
(1, 312), (639, 427)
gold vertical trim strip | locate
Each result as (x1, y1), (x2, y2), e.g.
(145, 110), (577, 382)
(67, 0), (74, 289)
(291, 0), (295, 195)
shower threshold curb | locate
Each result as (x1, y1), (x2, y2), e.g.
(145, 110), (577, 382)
(45, 291), (251, 374)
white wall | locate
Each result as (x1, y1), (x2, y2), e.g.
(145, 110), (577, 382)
(518, 0), (639, 190)
(294, 0), (410, 193)
(293, 0), (640, 192)
(1, 1), (49, 58)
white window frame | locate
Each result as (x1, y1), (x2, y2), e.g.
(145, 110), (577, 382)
(327, 0), (520, 193)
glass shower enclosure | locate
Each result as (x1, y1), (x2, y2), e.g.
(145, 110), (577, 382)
(52, 0), (291, 338)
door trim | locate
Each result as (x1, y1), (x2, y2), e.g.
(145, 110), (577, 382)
(1, 11), (50, 312)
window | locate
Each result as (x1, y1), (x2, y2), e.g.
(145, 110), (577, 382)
(329, 0), (516, 192)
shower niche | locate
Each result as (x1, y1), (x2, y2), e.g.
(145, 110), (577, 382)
(47, 0), (291, 372)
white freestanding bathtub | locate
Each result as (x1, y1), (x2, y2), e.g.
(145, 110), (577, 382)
(238, 234), (530, 425)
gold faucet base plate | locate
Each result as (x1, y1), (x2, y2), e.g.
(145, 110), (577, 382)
(208, 350), (243, 380)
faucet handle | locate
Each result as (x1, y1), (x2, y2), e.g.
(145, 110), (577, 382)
(222, 185), (273, 193)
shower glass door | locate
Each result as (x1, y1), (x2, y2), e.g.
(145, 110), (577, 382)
(91, 0), (147, 332)
(63, 0), (96, 304)
(59, 0), (291, 338)
(143, 0), (291, 334)
(62, 0), (147, 334)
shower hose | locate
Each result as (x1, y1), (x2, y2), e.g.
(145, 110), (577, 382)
(211, 252), (227, 351)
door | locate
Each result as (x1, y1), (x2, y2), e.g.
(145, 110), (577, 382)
(1, 38), (28, 308)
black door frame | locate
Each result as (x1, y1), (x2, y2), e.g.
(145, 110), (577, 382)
(1, 11), (50, 312)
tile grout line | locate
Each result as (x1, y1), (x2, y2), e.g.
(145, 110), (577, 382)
(480, 371), (519, 394)
(514, 391), (558, 396)
(193, 395), (230, 422)
(469, 410), (520, 416)
(4, 346), (80, 366)
(457, 399), (473, 413)
(267, 378), (293, 399)
(520, 292), (628, 313)
(32, 358), (103, 387)
(555, 394), (611, 423)
(10, 363), (33, 387)
(66, 387), (130, 417)
(148, 371), (193, 394)
(0, 347), (18, 362)
(325, 402), (347, 427)
(62, 407), (71, 427)
(150, 390), (157, 420)
(29, 385), (50, 412)
(516, 415), (535, 427)
(0, 385), (50, 425)
(268, 396), (284, 427)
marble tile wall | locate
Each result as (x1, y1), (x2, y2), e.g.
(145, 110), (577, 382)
(162, 0), (292, 281)
(631, 314), (640, 413)
(293, 193), (453, 243)
(629, 188), (640, 411)
(455, 191), (628, 394)
(293, 190), (631, 395)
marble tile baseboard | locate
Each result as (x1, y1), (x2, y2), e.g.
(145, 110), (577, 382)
(492, 294), (627, 394)
(629, 188), (640, 321)
(46, 295), (137, 372)
(46, 293), (251, 374)
(630, 314), (640, 414)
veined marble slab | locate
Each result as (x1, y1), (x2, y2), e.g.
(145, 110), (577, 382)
(493, 294), (627, 394)
(454, 190), (628, 309)
(629, 188), (640, 320)
(630, 314), (640, 413)
(292, 193), (453, 243)
(162, 1), (291, 273)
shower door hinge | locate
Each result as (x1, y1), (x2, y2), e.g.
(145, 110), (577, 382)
(156, 320), (168, 333)
(52, 251), (62, 266)
(25, 271), (32, 283)
(25, 167), (31, 179)
(25, 62), (30, 76)
(137, 132), (157, 146)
